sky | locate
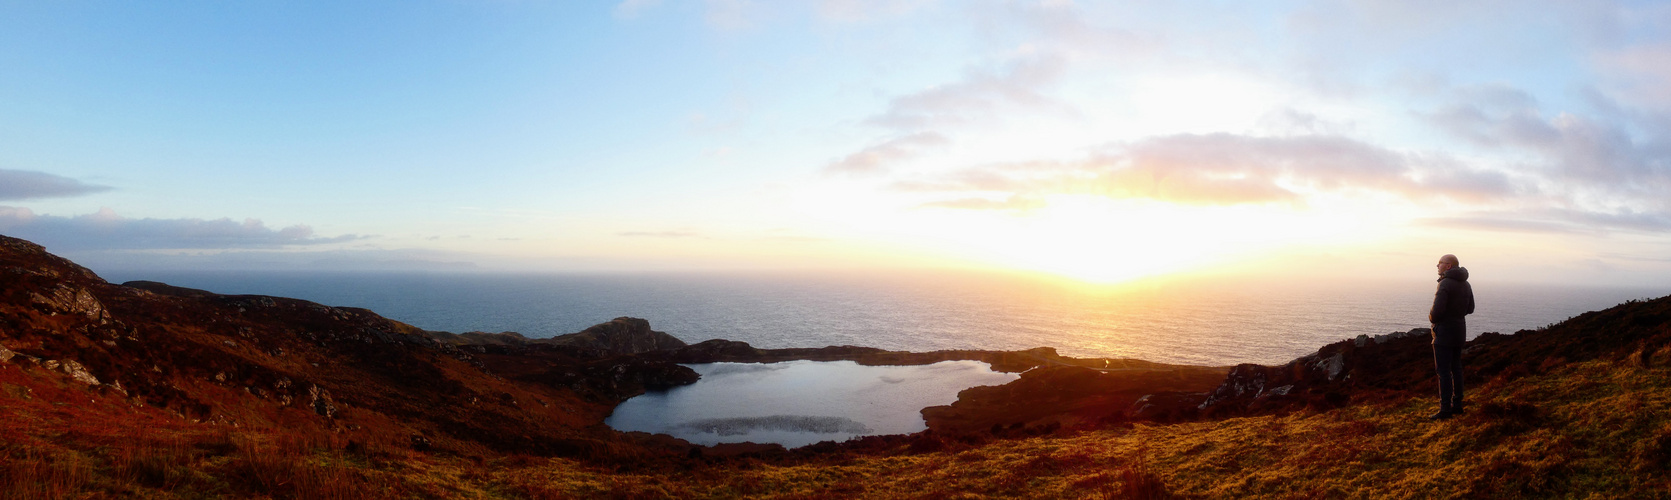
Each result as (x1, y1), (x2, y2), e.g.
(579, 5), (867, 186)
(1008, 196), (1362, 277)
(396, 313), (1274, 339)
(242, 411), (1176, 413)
(2, 0), (1670, 286)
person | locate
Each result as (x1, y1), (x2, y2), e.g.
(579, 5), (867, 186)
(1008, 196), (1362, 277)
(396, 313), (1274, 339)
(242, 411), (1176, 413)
(1428, 254), (1474, 420)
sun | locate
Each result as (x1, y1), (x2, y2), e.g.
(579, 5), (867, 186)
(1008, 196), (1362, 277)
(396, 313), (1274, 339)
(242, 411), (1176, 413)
(936, 196), (1322, 284)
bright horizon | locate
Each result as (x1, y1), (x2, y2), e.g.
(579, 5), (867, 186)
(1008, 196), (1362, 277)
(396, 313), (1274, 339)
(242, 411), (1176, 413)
(3, 1), (1670, 286)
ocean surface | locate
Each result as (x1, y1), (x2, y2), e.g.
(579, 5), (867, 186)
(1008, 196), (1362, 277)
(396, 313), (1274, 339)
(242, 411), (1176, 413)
(105, 269), (1670, 366)
(604, 360), (1019, 448)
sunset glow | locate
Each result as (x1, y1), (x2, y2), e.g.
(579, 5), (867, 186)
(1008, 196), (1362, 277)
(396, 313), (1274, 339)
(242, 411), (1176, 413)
(1, 1), (1668, 286)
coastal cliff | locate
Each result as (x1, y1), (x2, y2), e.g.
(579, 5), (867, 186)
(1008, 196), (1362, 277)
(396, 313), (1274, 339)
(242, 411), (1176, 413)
(4, 232), (1669, 498)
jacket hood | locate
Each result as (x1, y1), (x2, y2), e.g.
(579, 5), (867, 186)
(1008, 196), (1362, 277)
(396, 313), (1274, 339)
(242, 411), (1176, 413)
(1441, 266), (1469, 282)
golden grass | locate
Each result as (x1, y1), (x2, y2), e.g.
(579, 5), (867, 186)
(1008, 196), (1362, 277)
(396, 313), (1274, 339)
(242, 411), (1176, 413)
(3, 351), (1667, 499)
(481, 354), (1671, 499)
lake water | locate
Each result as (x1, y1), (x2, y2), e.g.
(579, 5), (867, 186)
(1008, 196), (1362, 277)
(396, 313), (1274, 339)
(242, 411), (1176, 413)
(603, 360), (1020, 448)
(100, 269), (1671, 366)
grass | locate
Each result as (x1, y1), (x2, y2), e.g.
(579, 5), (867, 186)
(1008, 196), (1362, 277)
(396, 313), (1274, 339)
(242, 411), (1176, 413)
(3, 345), (1668, 499)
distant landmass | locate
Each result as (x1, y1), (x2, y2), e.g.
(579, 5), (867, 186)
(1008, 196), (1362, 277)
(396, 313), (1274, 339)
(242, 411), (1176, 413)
(2, 232), (1668, 498)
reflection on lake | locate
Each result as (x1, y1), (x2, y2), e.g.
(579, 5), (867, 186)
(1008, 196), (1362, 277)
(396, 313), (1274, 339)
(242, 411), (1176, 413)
(605, 360), (1020, 448)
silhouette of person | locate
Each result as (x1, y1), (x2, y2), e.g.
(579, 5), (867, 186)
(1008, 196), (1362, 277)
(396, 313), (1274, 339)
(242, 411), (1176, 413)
(1428, 254), (1474, 420)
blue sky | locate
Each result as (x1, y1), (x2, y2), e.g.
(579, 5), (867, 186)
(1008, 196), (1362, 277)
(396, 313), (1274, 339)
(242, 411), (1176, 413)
(3, 1), (1670, 285)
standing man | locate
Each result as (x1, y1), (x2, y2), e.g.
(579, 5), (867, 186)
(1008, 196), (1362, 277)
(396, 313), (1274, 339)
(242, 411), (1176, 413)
(1429, 254), (1474, 420)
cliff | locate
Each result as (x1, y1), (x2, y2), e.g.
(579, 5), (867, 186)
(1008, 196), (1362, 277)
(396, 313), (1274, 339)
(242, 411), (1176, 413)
(3, 231), (1668, 498)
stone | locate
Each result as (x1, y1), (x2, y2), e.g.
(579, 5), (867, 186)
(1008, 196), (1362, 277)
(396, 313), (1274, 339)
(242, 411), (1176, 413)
(0, 345), (14, 363)
(59, 360), (101, 385)
(308, 384), (337, 418)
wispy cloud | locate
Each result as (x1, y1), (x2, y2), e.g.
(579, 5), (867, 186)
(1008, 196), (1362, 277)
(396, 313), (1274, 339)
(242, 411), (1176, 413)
(918, 195), (1044, 211)
(1423, 83), (1671, 212)
(617, 230), (703, 238)
(864, 53), (1072, 131)
(899, 132), (1519, 207)
(823, 132), (949, 176)
(0, 169), (111, 201)
(0, 207), (364, 250)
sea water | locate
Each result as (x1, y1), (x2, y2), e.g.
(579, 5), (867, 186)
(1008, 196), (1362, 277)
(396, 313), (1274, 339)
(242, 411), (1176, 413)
(103, 269), (1670, 366)
(102, 269), (1668, 448)
(604, 360), (1019, 448)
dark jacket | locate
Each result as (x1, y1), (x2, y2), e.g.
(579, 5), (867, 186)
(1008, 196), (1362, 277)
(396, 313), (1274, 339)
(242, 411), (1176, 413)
(1429, 267), (1474, 346)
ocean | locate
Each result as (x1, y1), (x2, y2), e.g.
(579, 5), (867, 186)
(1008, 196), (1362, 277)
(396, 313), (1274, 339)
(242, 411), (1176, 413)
(102, 269), (1669, 366)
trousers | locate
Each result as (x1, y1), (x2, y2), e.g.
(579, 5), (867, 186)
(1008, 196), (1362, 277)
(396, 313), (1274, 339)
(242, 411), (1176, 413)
(1434, 343), (1464, 411)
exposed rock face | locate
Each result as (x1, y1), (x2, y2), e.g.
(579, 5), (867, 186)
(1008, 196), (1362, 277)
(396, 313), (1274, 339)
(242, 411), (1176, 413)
(543, 317), (688, 355)
(1196, 328), (1434, 414)
(30, 284), (107, 321)
(121, 280), (216, 298)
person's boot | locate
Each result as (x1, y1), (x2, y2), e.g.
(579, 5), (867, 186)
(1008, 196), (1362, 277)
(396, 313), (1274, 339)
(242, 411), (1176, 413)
(1428, 409), (1453, 420)
(1451, 402), (1465, 415)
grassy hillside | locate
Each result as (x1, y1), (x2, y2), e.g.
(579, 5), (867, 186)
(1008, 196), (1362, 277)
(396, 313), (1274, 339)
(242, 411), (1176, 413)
(4, 231), (1669, 498)
(7, 340), (1665, 499)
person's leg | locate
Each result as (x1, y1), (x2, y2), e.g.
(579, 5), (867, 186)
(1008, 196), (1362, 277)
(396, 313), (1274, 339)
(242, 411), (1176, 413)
(1433, 344), (1456, 418)
(1451, 344), (1465, 412)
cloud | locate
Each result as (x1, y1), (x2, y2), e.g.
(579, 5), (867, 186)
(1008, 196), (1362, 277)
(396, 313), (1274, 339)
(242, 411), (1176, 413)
(617, 230), (702, 238)
(1423, 84), (1671, 209)
(703, 0), (761, 30)
(864, 53), (1072, 131)
(1417, 208), (1671, 235)
(0, 169), (112, 201)
(0, 207), (365, 251)
(613, 0), (661, 19)
(823, 132), (950, 176)
(897, 132), (1519, 207)
(919, 195), (1044, 211)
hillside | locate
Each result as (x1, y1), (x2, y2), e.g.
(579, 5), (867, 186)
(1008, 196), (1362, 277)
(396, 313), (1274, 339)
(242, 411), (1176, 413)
(3, 232), (1670, 498)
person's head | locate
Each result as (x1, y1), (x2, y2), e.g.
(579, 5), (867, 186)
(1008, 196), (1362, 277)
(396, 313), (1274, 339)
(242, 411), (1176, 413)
(1437, 254), (1460, 276)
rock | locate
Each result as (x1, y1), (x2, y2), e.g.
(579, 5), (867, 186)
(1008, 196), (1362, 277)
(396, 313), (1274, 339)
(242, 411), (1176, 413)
(410, 434), (433, 452)
(1313, 352), (1346, 381)
(0, 345), (13, 363)
(121, 280), (216, 298)
(541, 317), (688, 355)
(44, 359), (102, 385)
(308, 384), (337, 418)
(30, 285), (107, 321)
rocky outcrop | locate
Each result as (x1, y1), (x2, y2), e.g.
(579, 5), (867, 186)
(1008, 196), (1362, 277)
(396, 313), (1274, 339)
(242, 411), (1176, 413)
(519, 357), (700, 402)
(542, 317), (688, 355)
(1195, 328), (1434, 414)
(121, 280), (216, 298)
(42, 359), (102, 385)
(646, 341), (1092, 373)
(921, 364), (1227, 434)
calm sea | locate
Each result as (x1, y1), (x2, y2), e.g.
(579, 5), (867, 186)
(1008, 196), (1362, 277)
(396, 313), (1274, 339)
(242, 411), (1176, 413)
(102, 270), (1669, 366)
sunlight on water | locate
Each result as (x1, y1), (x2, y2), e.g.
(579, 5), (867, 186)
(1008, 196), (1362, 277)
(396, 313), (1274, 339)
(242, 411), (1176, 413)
(604, 360), (1019, 448)
(112, 270), (1671, 366)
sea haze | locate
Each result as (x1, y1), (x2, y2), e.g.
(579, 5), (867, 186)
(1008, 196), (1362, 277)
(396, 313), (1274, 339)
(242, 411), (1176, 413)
(104, 270), (1671, 366)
